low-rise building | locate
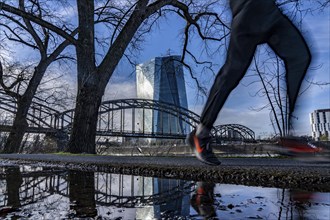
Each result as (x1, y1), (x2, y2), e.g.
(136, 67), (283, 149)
(310, 109), (330, 140)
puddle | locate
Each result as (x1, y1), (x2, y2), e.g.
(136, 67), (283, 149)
(0, 165), (329, 219)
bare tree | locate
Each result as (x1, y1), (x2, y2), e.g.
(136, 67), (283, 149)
(0, 0), (76, 153)
(70, 0), (231, 153)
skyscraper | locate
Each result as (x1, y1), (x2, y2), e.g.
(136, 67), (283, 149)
(136, 55), (188, 135)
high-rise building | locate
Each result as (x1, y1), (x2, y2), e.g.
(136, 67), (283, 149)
(136, 56), (189, 135)
(310, 109), (330, 140)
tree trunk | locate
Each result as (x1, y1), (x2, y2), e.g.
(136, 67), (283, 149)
(2, 64), (46, 153)
(2, 101), (30, 153)
(68, 83), (102, 154)
(67, 0), (153, 154)
(67, 0), (98, 154)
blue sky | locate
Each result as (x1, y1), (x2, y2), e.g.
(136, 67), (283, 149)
(1, 1), (329, 138)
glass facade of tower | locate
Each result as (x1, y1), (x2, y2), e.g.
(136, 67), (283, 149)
(136, 56), (189, 135)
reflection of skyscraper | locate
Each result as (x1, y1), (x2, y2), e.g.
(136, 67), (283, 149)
(136, 177), (190, 219)
(136, 56), (188, 135)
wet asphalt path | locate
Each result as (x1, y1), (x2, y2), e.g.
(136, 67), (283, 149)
(0, 154), (329, 191)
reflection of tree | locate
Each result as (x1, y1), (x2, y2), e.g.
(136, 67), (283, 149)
(5, 166), (22, 209)
(68, 170), (97, 218)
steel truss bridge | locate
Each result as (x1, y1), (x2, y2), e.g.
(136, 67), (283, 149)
(0, 91), (255, 142)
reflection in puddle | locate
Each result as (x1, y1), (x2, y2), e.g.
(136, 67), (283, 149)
(69, 170), (97, 218)
(0, 165), (329, 219)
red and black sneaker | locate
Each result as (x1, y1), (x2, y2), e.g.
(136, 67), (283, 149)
(187, 130), (221, 166)
(278, 136), (322, 155)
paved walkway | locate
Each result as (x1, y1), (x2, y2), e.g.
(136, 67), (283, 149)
(0, 154), (329, 191)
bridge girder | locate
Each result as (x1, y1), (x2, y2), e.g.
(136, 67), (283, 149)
(213, 124), (255, 141)
(0, 90), (255, 141)
(57, 99), (200, 139)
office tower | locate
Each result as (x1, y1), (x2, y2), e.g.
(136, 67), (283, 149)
(136, 56), (188, 135)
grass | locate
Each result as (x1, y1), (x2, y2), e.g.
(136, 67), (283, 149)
(53, 152), (98, 156)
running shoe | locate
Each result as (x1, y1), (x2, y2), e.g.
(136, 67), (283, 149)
(187, 130), (221, 166)
(278, 136), (322, 155)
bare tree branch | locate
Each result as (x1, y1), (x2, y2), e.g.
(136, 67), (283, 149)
(0, 2), (77, 44)
(253, 56), (283, 136)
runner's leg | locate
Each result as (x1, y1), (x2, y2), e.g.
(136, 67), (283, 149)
(200, 31), (258, 130)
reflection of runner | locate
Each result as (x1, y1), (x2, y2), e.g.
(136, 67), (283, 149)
(190, 182), (218, 219)
(290, 190), (314, 219)
(188, 0), (311, 165)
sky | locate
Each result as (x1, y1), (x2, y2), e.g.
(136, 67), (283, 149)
(1, 1), (329, 139)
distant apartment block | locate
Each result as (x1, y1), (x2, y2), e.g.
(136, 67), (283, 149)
(136, 56), (189, 135)
(310, 109), (330, 140)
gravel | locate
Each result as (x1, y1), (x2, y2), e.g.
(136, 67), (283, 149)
(0, 153), (329, 192)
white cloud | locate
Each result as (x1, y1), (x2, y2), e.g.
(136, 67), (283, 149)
(104, 80), (137, 100)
